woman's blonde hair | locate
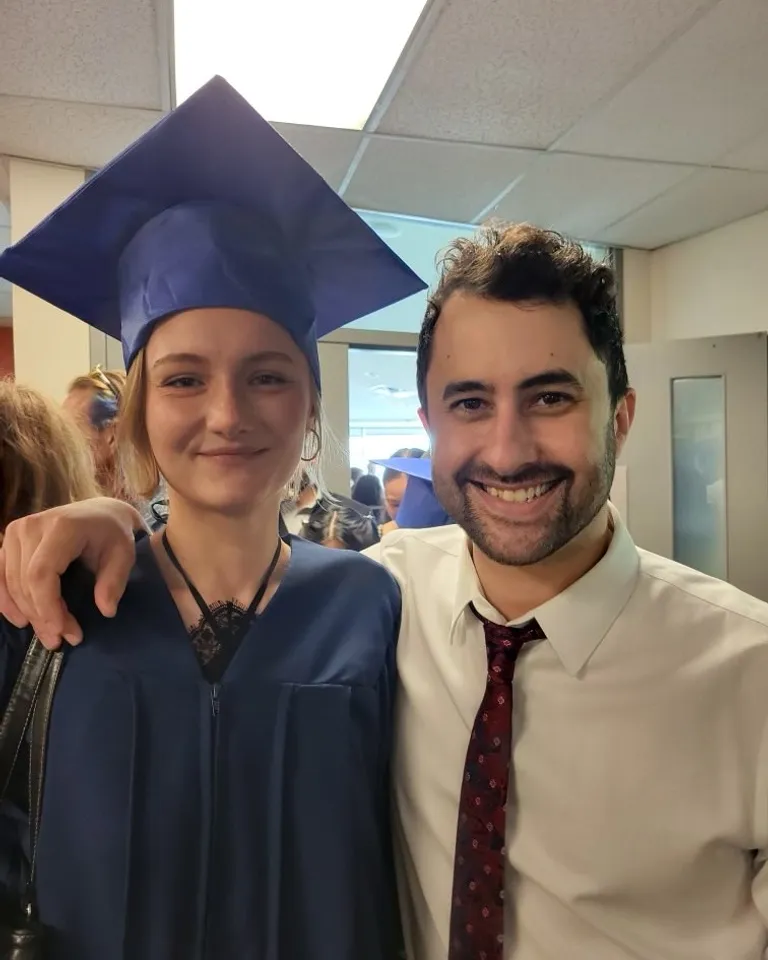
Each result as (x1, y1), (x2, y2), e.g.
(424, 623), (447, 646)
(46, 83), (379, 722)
(68, 367), (127, 401)
(117, 348), (325, 501)
(0, 379), (99, 531)
(67, 366), (135, 502)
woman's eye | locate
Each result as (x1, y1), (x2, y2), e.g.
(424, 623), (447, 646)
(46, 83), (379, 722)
(164, 375), (200, 388)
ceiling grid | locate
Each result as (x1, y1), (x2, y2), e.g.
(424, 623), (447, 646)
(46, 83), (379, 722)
(0, 0), (768, 256)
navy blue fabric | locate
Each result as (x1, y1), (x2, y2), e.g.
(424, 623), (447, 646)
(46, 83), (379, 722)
(0, 537), (402, 959)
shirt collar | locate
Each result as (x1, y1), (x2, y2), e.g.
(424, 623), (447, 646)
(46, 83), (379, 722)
(449, 505), (640, 676)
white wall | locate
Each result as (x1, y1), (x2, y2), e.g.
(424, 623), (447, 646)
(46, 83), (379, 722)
(317, 341), (350, 495)
(621, 248), (652, 343)
(647, 207), (768, 340)
(9, 158), (91, 399)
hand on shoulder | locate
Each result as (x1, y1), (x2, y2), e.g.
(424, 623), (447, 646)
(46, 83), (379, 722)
(0, 497), (144, 649)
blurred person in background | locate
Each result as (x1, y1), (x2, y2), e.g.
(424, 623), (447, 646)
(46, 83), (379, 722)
(0, 379), (99, 533)
(64, 366), (166, 530)
(302, 501), (380, 552)
(0, 378), (99, 938)
(350, 466), (363, 490)
(380, 447), (426, 533)
(280, 471), (319, 535)
(63, 367), (128, 501)
(379, 448), (427, 535)
(281, 468), (370, 536)
(373, 456), (451, 536)
(351, 473), (384, 522)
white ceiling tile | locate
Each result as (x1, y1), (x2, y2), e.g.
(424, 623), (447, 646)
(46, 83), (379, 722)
(0, 0), (165, 110)
(271, 124), (363, 191)
(344, 136), (538, 223)
(377, 0), (712, 147)
(0, 96), (161, 169)
(720, 129), (768, 172)
(489, 153), (699, 239)
(557, 0), (768, 165)
(600, 168), (768, 248)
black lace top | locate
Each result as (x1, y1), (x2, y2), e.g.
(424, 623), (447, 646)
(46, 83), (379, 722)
(188, 600), (250, 682)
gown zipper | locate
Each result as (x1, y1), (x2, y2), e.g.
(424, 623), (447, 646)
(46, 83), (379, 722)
(202, 683), (221, 958)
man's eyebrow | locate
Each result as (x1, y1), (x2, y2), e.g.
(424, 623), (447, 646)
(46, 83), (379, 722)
(517, 369), (583, 391)
(442, 379), (494, 402)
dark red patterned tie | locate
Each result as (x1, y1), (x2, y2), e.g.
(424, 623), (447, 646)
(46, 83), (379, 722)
(448, 603), (545, 960)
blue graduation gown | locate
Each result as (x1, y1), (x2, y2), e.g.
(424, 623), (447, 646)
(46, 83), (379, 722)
(0, 536), (402, 960)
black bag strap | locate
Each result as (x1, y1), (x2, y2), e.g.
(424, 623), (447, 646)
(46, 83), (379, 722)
(0, 639), (52, 800)
(28, 650), (63, 873)
(0, 637), (63, 898)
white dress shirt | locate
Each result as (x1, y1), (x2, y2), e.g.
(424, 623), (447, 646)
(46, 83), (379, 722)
(366, 511), (768, 959)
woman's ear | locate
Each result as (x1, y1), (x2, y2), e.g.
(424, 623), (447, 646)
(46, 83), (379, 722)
(102, 421), (119, 454)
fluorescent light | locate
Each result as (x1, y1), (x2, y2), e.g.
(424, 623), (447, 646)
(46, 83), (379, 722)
(174, 0), (429, 129)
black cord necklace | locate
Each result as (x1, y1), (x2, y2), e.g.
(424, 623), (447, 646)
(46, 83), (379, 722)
(161, 532), (282, 647)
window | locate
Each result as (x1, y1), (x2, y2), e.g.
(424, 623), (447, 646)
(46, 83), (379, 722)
(345, 211), (615, 336)
(671, 376), (727, 579)
(347, 347), (428, 471)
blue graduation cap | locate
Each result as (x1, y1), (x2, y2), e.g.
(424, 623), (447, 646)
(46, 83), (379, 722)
(373, 457), (452, 529)
(0, 77), (426, 385)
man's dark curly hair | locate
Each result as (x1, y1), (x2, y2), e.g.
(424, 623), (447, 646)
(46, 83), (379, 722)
(416, 222), (628, 409)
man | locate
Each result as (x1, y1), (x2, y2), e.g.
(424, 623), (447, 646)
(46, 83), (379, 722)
(4, 224), (768, 959)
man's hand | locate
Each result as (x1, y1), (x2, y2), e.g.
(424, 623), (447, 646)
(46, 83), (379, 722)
(0, 498), (145, 649)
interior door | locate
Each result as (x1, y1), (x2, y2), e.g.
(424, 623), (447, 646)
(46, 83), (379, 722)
(620, 333), (768, 601)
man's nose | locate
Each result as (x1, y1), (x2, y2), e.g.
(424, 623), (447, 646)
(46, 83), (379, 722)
(480, 401), (538, 476)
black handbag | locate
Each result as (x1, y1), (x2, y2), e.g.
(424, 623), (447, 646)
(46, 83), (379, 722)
(0, 637), (63, 959)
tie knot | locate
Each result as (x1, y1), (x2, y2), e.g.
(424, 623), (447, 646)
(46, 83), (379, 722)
(470, 604), (545, 683)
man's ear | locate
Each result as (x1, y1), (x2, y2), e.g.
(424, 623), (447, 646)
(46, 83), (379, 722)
(613, 389), (636, 457)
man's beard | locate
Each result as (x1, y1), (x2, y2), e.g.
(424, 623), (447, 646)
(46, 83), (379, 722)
(434, 424), (617, 567)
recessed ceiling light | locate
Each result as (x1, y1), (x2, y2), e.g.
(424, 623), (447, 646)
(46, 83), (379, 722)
(370, 384), (417, 399)
(174, 0), (429, 129)
(366, 218), (402, 240)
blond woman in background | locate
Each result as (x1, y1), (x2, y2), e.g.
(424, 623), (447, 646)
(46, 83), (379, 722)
(0, 378), (99, 533)
(63, 367), (129, 501)
(64, 366), (166, 528)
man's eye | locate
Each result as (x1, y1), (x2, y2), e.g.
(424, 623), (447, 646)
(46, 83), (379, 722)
(535, 392), (572, 406)
(452, 397), (486, 412)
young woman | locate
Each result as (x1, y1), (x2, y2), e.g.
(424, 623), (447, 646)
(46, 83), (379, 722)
(0, 76), (424, 960)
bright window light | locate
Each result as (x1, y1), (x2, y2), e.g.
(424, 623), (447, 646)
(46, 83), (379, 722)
(174, 0), (429, 129)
